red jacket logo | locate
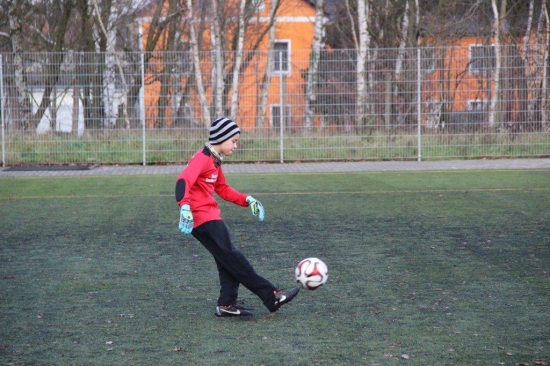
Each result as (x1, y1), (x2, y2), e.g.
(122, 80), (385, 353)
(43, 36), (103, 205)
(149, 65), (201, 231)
(205, 173), (218, 184)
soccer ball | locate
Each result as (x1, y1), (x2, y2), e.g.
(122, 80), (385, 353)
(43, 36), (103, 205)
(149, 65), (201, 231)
(295, 257), (328, 290)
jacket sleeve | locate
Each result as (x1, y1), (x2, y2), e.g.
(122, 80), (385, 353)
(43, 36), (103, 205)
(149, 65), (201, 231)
(214, 168), (248, 207)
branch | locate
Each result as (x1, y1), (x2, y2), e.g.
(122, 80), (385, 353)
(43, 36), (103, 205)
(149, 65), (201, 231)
(28, 24), (55, 46)
(92, 0), (130, 128)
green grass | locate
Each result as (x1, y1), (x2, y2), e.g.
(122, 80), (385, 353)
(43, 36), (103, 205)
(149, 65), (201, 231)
(1, 170), (549, 365)
(2, 129), (549, 164)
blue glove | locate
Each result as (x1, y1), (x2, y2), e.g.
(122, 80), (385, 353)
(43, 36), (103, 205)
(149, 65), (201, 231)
(179, 204), (193, 234)
(246, 196), (265, 222)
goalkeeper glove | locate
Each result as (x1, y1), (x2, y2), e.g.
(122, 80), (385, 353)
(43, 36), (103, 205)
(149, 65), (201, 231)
(246, 196), (265, 222)
(179, 204), (194, 234)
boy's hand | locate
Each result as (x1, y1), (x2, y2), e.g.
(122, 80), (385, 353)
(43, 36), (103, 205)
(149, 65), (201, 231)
(246, 196), (265, 222)
(179, 204), (193, 234)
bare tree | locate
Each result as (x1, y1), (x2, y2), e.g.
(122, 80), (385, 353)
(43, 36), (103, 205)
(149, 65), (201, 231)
(229, 0), (247, 120)
(305, 0), (325, 130)
(183, 0), (282, 125)
(221, 0), (283, 122)
(3, 0), (79, 131)
(149, 0), (189, 128)
(92, 0), (132, 129)
(256, 0), (279, 129)
(210, 0), (225, 118)
(488, 0), (505, 129)
(356, 0), (370, 129)
(524, 0), (548, 129)
(520, 0), (536, 128)
(523, 0), (535, 62)
(542, 0), (549, 130)
(186, 0), (211, 125)
(7, 0), (34, 130)
(394, 0), (410, 98)
(127, 0), (182, 128)
(1, 0), (201, 132)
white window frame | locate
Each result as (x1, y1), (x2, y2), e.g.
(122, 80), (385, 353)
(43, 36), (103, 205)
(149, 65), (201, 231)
(270, 104), (291, 128)
(467, 99), (488, 111)
(468, 44), (496, 75)
(273, 40), (291, 75)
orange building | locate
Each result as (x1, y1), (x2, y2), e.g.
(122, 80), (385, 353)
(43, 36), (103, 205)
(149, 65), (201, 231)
(141, 0), (319, 129)
(237, 0), (318, 130)
(419, 35), (546, 128)
(141, 2), (546, 130)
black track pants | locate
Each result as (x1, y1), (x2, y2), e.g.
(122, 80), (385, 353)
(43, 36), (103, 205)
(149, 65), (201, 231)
(192, 220), (278, 311)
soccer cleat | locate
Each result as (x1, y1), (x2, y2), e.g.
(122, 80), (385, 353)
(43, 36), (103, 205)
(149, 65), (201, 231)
(273, 286), (300, 311)
(215, 304), (254, 317)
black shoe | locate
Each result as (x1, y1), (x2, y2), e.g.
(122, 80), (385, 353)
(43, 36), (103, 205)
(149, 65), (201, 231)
(273, 286), (300, 311)
(215, 304), (254, 317)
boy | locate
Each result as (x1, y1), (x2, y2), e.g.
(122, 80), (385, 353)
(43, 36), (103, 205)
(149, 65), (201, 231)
(175, 117), (300, 317)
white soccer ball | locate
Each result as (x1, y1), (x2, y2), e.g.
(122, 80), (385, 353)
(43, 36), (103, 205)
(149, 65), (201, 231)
(295, 257), (328, 290)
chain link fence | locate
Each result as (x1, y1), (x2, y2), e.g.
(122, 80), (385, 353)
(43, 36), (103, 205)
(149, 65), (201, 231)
(1, 46), (548, 166)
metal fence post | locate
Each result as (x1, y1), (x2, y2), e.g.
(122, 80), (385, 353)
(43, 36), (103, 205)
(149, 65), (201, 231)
(279, 51), (284, 164)
(140, 52), (146, 166)
(0, 54), (5, 167)
(417, 47), (422, 162)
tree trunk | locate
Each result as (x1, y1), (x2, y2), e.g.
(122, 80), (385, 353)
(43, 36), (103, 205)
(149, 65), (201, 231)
(229, 0), (247, 120)
(126, 1), (165, 129)
(488, 0), (504, 129)
(211, 0), (224, 118)
(305, 0), (324, 130)
(7, 1), (32, 130)
(356, 0), (370, 129)
(153, 0), (182, 129)
(256, 0), (278, 129)
(394, 0), (410, 98)
(103, 47), (117, 128)
(393, 0), (410, 126)
(542, 1), (549, 130)
(527, 0), (546, 128)
(94, 0), (130, 129)
(523, 0), (534, 63)
(520, 0), (535, 128)
(72, 76), (80, 134)
(171, 23), (184, 128)
(30, 0), (74, 131)
(186, 0), (211, 125)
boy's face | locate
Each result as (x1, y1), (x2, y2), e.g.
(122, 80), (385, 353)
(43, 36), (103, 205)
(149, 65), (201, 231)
(218, 133), (240, 156)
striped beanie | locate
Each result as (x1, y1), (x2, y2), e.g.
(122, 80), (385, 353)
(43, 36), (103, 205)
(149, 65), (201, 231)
(209, 117), (241, 145)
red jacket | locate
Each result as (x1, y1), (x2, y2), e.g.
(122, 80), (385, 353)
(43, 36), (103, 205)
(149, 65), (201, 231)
(176, 147), (248, 227)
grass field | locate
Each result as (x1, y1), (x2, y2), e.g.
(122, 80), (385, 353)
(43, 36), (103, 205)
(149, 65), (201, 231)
(1, 170), (549, 365)
(3, 129), (549, 165)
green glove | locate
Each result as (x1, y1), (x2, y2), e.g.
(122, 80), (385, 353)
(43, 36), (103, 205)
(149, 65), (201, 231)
(246, 196), (265, 222)
(179, 204), (193, 234)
